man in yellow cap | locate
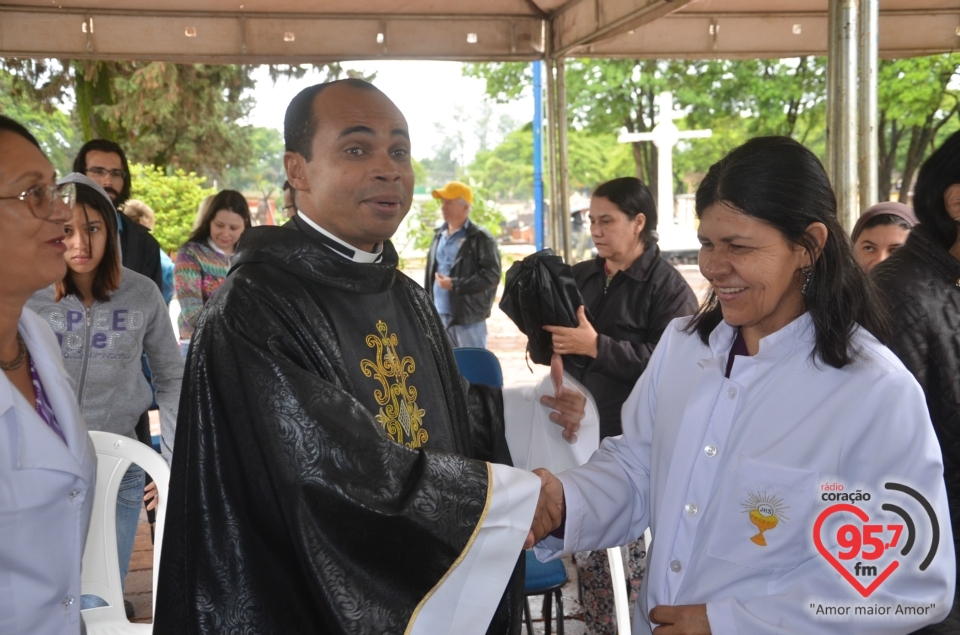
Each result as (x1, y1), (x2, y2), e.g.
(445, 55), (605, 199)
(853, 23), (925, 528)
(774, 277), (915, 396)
(426, 181), (501, 348)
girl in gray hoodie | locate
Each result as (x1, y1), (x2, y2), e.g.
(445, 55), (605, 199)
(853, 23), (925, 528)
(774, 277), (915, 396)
(27, 174), (182, 606)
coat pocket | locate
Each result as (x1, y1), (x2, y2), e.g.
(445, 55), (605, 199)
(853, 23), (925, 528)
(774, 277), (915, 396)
(706, 453), (818, 571)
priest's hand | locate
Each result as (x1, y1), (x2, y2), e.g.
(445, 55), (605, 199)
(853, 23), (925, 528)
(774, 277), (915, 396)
(542, 306), (599, 358)
(649, 604), (711, 634)
(435, 272), (454, 291)
(539, 353), (585, 441)
(524, 468), (565, 549)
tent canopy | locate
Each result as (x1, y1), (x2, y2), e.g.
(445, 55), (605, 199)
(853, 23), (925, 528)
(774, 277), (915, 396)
(0, 0), (957, 63)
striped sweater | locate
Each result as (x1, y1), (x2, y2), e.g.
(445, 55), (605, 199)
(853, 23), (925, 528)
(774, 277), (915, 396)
(174, 240), (231, 339)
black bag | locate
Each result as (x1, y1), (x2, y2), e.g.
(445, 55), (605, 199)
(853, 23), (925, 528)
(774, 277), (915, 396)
(499, 249), (590, 366)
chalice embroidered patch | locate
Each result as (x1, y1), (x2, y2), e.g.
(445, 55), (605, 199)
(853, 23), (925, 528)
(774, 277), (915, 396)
(742, 492), (790, 546)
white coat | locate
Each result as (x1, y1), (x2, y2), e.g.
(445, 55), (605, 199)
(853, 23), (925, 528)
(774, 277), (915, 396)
(536, 313), (955, 634)
(0, 308), (96, 635)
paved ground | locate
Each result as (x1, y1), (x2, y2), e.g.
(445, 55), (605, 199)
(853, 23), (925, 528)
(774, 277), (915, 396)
(131, 258), (706, 629)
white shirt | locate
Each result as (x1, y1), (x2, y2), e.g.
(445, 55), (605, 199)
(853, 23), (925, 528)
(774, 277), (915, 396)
(537, 313), (955, 634)
(0, 308), (96, 635)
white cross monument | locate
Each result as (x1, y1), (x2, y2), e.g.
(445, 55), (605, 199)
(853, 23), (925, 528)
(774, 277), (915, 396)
(618, 91), (712, 223)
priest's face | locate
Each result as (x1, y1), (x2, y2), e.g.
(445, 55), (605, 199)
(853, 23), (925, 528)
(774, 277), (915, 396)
(289, 83), (414, 253)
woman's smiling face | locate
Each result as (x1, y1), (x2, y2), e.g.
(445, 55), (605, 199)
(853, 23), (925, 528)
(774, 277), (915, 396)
(697, 202), (811, 339)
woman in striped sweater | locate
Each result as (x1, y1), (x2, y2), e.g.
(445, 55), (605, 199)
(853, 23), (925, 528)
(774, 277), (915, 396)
(174, 189), (250, 355)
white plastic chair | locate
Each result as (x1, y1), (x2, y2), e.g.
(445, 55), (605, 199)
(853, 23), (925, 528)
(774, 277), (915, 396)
(81, 431), (170, 634)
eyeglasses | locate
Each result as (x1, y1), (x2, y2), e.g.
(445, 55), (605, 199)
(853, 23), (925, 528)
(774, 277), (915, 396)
(0, 182), (76, 220)
(86, 166), (127, 180)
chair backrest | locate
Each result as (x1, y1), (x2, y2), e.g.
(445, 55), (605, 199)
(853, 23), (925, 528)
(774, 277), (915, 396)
(453, 347), (504, 388)
(81, 432), (170, 624)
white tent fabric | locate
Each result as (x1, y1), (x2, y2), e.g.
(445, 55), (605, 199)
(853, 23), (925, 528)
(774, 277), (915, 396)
(0, 0), (957, 63)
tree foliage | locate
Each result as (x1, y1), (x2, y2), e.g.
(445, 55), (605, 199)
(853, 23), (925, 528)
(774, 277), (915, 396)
(465, 123), (632, 200)
(0, 69), (81, 173)
(466, 58), (827, 202)
(129, 164), (214, 253)
(470, 56), (960, 203)
(221, 126), (285, 193)
(877, 54), (960, 201)
(1, 59), (360, 182)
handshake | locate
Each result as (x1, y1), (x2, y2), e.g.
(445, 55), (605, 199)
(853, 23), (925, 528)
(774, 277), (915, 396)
(524, 468), (565, 549)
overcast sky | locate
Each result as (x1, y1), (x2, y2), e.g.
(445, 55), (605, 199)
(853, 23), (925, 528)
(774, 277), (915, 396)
(246, 60), (535, 164)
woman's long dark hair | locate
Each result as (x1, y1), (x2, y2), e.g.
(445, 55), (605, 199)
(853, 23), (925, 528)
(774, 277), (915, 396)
(685, 136), (888, 369)
(912, 129), (960, 251)
(593, 177), (658, 247)
(187, 189), (251, 244)
(55, 183), (122, 302)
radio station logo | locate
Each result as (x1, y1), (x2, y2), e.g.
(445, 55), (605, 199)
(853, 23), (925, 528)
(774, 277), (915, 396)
(813, 482), (940, 598)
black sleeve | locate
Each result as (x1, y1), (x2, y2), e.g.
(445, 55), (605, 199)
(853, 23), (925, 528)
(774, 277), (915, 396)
(590, 272), (698, 383)
(464, 380), (511, 465)
(140, 228), (164, 291)
(453, 234), (501, 295)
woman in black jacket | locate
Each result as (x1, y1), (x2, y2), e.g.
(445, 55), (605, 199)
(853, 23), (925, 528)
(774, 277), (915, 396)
(873, 130), (960, 635)
(544, 177), (698, 635)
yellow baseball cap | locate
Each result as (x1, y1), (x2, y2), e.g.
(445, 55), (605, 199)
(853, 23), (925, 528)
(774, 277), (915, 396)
(432, 181), (473, 205)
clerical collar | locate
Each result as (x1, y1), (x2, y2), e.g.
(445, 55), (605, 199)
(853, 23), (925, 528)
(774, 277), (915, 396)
(296, 211), (383, 263)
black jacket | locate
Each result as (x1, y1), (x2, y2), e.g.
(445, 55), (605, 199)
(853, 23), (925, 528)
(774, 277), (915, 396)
(155, 224), (523, 635)
(571, 246), (698, 439)
(118, 211), (163, 290)
(873, 227), (960, 566)
(425, 221), (501, 326)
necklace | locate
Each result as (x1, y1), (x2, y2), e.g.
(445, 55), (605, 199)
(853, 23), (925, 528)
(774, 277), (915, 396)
(0, 333), (27, 371)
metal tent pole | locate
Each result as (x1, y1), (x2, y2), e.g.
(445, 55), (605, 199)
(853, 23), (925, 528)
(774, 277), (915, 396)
(858, 0), (879, 208)
(556, 57), (572, 263)
(826, 0), (840, 182)
(545, 57), (559, 252)
(828, 0), (860, 233)
(533, 60), (545, 251)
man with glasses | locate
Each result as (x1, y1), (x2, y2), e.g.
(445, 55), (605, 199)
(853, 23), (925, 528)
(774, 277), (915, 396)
(73, 140), (163, 290)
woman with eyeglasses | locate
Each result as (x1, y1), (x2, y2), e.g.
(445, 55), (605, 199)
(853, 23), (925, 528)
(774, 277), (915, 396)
(26, 174), (182, 612)
(0, 115), (96, 635)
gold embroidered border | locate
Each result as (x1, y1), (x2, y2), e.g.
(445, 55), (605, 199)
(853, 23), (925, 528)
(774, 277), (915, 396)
(404, 462), (494, 635)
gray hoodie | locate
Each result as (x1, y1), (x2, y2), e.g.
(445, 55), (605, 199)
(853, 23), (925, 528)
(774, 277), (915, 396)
(27, 268), (182, 464)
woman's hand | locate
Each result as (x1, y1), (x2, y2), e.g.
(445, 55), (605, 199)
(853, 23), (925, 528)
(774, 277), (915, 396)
(144, 481), (159, 511)
(542, 306), (599, 358)
(650, 604), (711, 634)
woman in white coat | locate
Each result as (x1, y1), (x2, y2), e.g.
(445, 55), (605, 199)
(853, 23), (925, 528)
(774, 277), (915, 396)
(529, 137), (955, 634)
(0, 115), (97, 635)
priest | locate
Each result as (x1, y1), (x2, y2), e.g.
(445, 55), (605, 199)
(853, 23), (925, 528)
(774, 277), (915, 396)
(154, 78), (583, 635)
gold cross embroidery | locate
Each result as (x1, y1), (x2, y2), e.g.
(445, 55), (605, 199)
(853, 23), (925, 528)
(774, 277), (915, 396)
(360, 320), (428, 448)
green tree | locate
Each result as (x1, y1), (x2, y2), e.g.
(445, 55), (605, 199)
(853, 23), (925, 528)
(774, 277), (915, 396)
(877, 54), (960, 201)
(466, 58), (826, 200)
(129, 164), (214, 253)
(0, 69), (81, 173)
(466, 124), (633, 200)
(221, 126), (285, 192)
(2, 59), (364, 180)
